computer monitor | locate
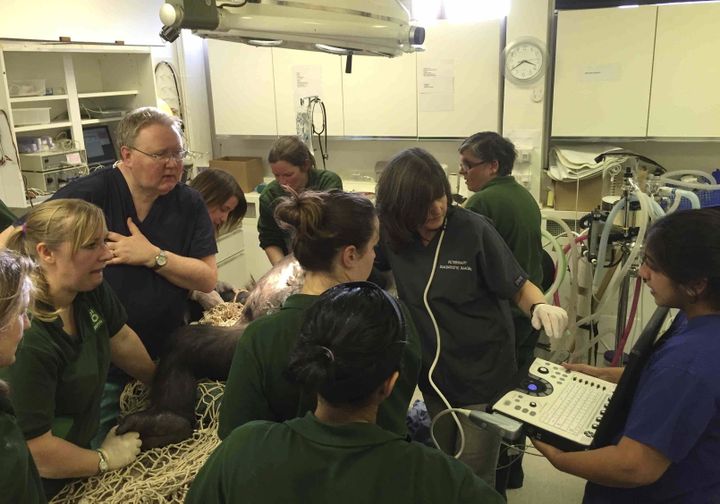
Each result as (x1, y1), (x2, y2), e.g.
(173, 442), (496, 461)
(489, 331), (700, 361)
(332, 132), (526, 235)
(83, 125), (117, 170)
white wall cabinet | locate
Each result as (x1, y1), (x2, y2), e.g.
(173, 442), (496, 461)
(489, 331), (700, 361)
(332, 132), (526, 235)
(216, 227), (250, 288)
(207, 21), (504, 138)
(342, 53), (418, 137)
(648, 4), (720, 137)
(0, 0), (164, 47)
(207, 40), (277, 136)
(272, 49), (344, 136)
(242, 193), (273, 282)
(417, 20), (501, 137)
(0, 42), (157, 208)
(552, 6), (657, 137)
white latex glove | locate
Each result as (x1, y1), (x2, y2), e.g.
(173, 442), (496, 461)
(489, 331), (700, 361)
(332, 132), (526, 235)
(100, 426), (141, 470)
(531, 303), (569, 340)
(190, 289), (224, 310)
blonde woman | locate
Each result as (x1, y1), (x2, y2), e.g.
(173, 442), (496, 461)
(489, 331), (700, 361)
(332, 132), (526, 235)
(0, 199), (155, 499)
(0, 250), (46, 503)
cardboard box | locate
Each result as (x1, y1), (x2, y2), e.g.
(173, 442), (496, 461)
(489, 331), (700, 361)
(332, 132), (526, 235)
(552, 176), (604, 212)
(209, 156), (265, 192)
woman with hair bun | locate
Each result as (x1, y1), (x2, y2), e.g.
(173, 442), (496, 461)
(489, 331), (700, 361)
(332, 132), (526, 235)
(188, 282), (503, 503)
(258, 136), (343, 266)
(218, 189), (421, 439)
(0, 250), (46, 503)
(0, 199), (155, 499)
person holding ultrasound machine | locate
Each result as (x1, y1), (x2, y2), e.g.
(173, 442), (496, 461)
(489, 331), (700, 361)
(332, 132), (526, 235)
(533, 208), (720, 504)
(374, 148), (568, 497)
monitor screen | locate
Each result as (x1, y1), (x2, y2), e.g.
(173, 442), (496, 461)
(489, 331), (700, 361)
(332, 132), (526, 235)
(83, 125), (117, 169)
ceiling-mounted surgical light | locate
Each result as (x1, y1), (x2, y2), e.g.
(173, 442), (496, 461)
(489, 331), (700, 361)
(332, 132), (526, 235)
(159, 0), (424, 57)
(246, 39), (284, 47)
(315, 44), (352, 55)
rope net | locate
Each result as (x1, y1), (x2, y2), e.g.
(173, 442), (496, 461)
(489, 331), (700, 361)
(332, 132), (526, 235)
(51, 380), (224, 503)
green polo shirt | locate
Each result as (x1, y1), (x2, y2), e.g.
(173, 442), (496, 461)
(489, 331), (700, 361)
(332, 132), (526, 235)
(188, 412), (504, 504)
(0, 199), (16, 231)
(218, 293), (422, 439)
(464, 175), (543, 288)
(0, 395), (47, 503)
(257, 169), (343, 253)
(0, 280), (127, 498)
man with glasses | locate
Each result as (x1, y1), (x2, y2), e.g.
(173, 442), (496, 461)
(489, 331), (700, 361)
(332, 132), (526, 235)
(459, 131), (544, 492)
(1, 107), (218, 440)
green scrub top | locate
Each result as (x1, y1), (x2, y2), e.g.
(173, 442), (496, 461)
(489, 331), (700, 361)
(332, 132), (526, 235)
(218, 293), (422, 439)
(0, 198), (16, 231)
(464, 175), (543, 287)
(257, 169), (343, 253)
(0, 280), (126, 498)
(188, 413), (505, 504)
(0, 395), (47, 503)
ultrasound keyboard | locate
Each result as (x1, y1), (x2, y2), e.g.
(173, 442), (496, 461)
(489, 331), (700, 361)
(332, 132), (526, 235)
(492, 358), (616, 451)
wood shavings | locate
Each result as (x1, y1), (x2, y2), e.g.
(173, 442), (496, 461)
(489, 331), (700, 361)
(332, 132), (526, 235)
(197, 301), (244, 327)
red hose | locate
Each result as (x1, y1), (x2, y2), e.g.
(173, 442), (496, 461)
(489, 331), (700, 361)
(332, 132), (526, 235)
(611, 276), (643, 366)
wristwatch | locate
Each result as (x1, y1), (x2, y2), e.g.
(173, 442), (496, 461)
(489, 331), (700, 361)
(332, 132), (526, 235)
(152, 249), (168, 270)
(96, 449), (109, 474)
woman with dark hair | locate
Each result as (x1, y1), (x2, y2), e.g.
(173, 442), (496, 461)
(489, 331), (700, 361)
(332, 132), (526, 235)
(0, 250), (46, 503)
(187, 168), (247, 312)
(187, 282), (503, 504)
(258, 136), (343, 266)
(533, 208), (720, 503)
(218, 189), (421, 439)
(374, 147), (567, 494)
(188, 168), (247, 236)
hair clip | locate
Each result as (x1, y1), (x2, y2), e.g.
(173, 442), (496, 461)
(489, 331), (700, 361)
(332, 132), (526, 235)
(21, 222), (27, 235)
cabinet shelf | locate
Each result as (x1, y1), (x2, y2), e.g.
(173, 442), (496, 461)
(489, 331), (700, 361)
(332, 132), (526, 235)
(78, 90), (138, 99)
(81, 117), (124, 126)
(10, 94), (68, 103)
(552, 136), (720, 144)
(0, 43), (156, 209)
(14, 121), (72, 132)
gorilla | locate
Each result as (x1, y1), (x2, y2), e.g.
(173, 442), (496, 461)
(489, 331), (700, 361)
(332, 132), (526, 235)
(117, 256), (304, 449)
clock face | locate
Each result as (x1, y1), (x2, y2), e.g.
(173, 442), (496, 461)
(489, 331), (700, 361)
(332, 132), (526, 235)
(505, 41), (545, 84)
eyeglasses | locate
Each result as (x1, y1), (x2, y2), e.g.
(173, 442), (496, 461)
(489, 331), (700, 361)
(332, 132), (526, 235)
(459, 159), (489, 172)
(129, 146), (189, 163)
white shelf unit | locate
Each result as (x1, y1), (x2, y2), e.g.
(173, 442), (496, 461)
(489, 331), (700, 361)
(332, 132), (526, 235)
(14, 121), (73, 133)
(10, 94), (69, 103)
(0, 42), (157, 208)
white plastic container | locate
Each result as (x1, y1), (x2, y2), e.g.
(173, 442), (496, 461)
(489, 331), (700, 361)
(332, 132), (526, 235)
(8, 79), (46, 97)
(13, 108), (51, 126)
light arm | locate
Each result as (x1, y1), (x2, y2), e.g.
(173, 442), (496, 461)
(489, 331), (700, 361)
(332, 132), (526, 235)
(27, 431), (101, 479)
(513, 280), (546, 316)
(109, 324), (156, 385)
(264, 246), (286, 266)
(534, 435), (671, 487)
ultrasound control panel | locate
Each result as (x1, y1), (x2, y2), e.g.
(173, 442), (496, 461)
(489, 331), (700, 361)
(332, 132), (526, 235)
(492, 358), (616, 451)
